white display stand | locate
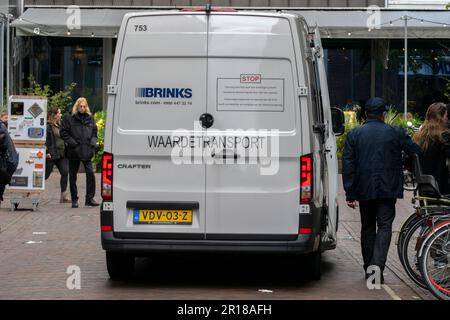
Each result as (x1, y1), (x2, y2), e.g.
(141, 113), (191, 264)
(8, 95), (47, 143)
(7, 95), (47, 211)
(9, 147), (46, 189)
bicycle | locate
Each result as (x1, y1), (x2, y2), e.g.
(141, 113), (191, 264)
(398, 199), (450, 289)
(418, 215), (450, 300)
(397, 154), (450, 293)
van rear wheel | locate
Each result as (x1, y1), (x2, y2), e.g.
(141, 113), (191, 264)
(106, 252), (135, 280)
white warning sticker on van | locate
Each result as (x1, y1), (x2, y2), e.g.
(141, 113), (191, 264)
(217, 77), (284, 112)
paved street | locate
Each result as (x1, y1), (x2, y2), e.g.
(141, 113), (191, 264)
(0, 173), (435, 300)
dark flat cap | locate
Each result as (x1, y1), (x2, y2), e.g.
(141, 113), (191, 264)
(366, 97), (388, 114)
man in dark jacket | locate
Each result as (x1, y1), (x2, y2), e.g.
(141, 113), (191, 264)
(343, 97), (422, 284)
(60, 99), (99, 208)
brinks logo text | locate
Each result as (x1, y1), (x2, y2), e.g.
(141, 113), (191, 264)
(136, 87), (193, 99)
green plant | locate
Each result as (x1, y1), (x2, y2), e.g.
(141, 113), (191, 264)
(336, 121), (359, 160)
(384, 106), (400, 126)
(384, 106), (422, 130)
(92, 111), (106, 168)
(23, 76), (76, 114)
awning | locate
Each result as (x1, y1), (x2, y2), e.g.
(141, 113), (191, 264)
(11, 7), (450, 39)
(297, 10), (450, 39)
(11, 8), (134, 38)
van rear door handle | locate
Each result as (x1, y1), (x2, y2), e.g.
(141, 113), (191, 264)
(199, 113), (214, 129)
(211, 149), (240, 159)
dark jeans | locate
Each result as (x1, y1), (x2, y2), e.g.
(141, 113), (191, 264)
(45, 157), (69, 193)
(359, 198), (396, 272)
(68, 159), (96, 202)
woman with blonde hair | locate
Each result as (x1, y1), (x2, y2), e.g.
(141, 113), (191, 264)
(414, 102), (450, 194)
(60, 97), (99, 208)
(45, 107), (70, 203)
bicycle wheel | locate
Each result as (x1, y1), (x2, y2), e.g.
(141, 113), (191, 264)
(397, 213), (421, 256)
(397, 212), (421, 261)
(399, 215), (433, 289)
(419, 223), (450, 300)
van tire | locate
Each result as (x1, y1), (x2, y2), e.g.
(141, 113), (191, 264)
(305, 241), (322, 281)
(106, 252), (135, 280)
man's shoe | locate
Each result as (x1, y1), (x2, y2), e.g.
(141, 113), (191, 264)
(72, 201), (79, 208)
(85, 199), (100, 207)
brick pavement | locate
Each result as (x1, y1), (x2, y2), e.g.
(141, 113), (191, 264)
(0, 173), (434, 300)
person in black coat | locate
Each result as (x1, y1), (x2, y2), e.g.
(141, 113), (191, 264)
(413, 102), (450, 194)
(343, 97), (422, 284)
(0, 121), (18, 205)
(45, 107), (70, 203)
(60, 97), (99, 208)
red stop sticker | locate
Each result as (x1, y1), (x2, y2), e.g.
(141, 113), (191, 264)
(240, 74), (261, 83)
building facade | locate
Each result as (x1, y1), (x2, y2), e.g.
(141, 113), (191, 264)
(5, 0), (450, 116)
(23, 1), (386, 7)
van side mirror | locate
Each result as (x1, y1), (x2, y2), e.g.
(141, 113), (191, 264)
(331, 107), (345, 136)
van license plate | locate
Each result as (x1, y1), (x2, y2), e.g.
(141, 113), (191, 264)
(133, 210), (193, 225)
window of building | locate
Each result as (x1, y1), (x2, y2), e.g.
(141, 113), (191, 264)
(323, 39), (450, 119)
(30, 37), (104, 113)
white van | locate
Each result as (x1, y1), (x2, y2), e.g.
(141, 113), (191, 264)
(100, 8), (345, 280)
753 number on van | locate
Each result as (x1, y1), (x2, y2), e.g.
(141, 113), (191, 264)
(134, 25), (149, 32)
(133, 209), (193, 225)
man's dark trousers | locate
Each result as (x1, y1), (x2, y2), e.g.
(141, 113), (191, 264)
(359, 198), (396, 272)
(68, 159), (96, 202)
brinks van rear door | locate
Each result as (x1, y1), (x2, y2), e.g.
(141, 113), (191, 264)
(204, 14), (302, 239)
(112, 14), (207, 237)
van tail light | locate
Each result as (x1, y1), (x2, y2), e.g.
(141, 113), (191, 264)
(299, 227), (313, 235)
(101, 152), (113, 201)
(101, 226), (113, 232)
(300, 154), (313, 203)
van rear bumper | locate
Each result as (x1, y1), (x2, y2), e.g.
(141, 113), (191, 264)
(100, 203), (323, 255)
(101, 231), (319, 255)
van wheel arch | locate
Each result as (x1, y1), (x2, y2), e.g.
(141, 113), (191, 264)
(305, 238), (322, 280)
(106, 251), (135, 280)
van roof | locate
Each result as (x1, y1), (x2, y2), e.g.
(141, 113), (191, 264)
(122, 10), (305, 24)
(121, 10), (310, 34)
